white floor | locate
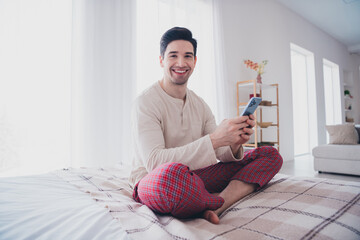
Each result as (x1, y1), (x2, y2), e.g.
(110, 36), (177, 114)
(279, 154), (360, 182)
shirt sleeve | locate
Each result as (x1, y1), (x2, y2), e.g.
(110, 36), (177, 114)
(133, 98), (218, 173)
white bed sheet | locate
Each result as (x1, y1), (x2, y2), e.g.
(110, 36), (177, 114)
(0, 173), (130, 240)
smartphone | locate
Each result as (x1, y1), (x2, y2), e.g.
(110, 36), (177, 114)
(241, 97), (262, 116)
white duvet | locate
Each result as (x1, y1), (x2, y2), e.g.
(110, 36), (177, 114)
(0, 174), (130, 240)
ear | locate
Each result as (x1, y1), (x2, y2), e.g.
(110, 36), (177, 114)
(194, 56), (197, 67)
(159, 55), (164, 68)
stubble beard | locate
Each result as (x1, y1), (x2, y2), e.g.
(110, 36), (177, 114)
(169, 70), (190, 86)
(172, 78), (188, 85)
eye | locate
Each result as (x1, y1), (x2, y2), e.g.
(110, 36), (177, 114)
(185, 55), (193, 58)
(169, 55), (177, 58)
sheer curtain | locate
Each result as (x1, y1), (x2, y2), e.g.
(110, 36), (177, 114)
(0, 0), (72, 175)
(71, 0), (136, 168)
(136, 0), (219, 120)
(0, 0), (136, 176)
(212, 0), (233, 121)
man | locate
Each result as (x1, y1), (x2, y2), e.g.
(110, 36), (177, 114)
(129, 27), (283, 224)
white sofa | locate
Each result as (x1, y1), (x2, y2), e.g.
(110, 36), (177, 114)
(313, 144), (360, 176)
(312, 124), (360, 176)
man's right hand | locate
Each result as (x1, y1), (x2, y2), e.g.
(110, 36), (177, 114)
(210, 115), (254, 149)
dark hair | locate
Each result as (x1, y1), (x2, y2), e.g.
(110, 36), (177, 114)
(160, 27), (197, 58)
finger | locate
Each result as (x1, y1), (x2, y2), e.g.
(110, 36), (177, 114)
(235, 128), (245, 135)
(249, 114), (255, 120)
(247, 119), (256, 128)
(241, 128), (253, 137)
(238, 129), (246, 135)
(239, 125), (249, 134)
(231, 115), (249, 124)
(237, 123), (251, 131)
(243, 127), (254, 135)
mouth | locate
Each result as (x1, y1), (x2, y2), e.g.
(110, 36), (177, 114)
(172, 69), (189, 75)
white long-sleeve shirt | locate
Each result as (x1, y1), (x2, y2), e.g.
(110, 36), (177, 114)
(129, 82), (243, 187)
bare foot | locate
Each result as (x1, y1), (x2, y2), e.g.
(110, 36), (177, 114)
(203, 210), (220, 224)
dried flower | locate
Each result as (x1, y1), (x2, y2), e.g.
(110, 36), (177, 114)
(244, 59), (268, 75)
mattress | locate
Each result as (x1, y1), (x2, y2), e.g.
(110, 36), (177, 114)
(0, 173), (130, 240)
(1, 167), (360, 240)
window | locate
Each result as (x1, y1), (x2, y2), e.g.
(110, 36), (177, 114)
(290, 43), (318, 156)
(323, 59), (342, 125)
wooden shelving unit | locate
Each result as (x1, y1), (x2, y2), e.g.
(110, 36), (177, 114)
(237, 80), (279, 150)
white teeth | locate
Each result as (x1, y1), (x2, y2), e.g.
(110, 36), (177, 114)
(174, 70), (186, 73)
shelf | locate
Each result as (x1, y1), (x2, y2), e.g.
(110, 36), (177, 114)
(243, 143), (256, 148)
(237, 81), (278, 90)
(257, 124), (278, 128)
(237, 80), (280, 151)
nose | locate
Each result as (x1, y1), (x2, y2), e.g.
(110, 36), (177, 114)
(176, 56), (185, 67)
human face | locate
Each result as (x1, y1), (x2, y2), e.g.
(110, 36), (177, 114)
(160, 40), (197, 86)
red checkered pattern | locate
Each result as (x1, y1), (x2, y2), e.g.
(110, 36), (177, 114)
(133, 162), (225, 218)
(133, 146), (282, 218)
(193, 146), (283, 193)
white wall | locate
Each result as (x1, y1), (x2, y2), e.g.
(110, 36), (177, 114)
(215, 0), (360, 161)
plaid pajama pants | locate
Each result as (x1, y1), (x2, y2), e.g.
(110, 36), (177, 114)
(133, 146), (283, 218)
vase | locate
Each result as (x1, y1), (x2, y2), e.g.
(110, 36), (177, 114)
(256, 74), (262, 84)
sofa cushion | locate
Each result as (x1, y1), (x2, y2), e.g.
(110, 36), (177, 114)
(312, 144), (360, 161)
(326, 123), (359, 145)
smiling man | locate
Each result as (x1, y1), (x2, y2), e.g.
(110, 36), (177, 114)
(129, 27), (283, 224)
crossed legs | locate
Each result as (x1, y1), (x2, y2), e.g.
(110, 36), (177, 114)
(133, 146), (283, 223)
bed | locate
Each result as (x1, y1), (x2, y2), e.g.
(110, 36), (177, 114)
(1, 167), (359, 240)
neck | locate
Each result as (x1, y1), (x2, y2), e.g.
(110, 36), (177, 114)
(159, 78), (187, 100)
